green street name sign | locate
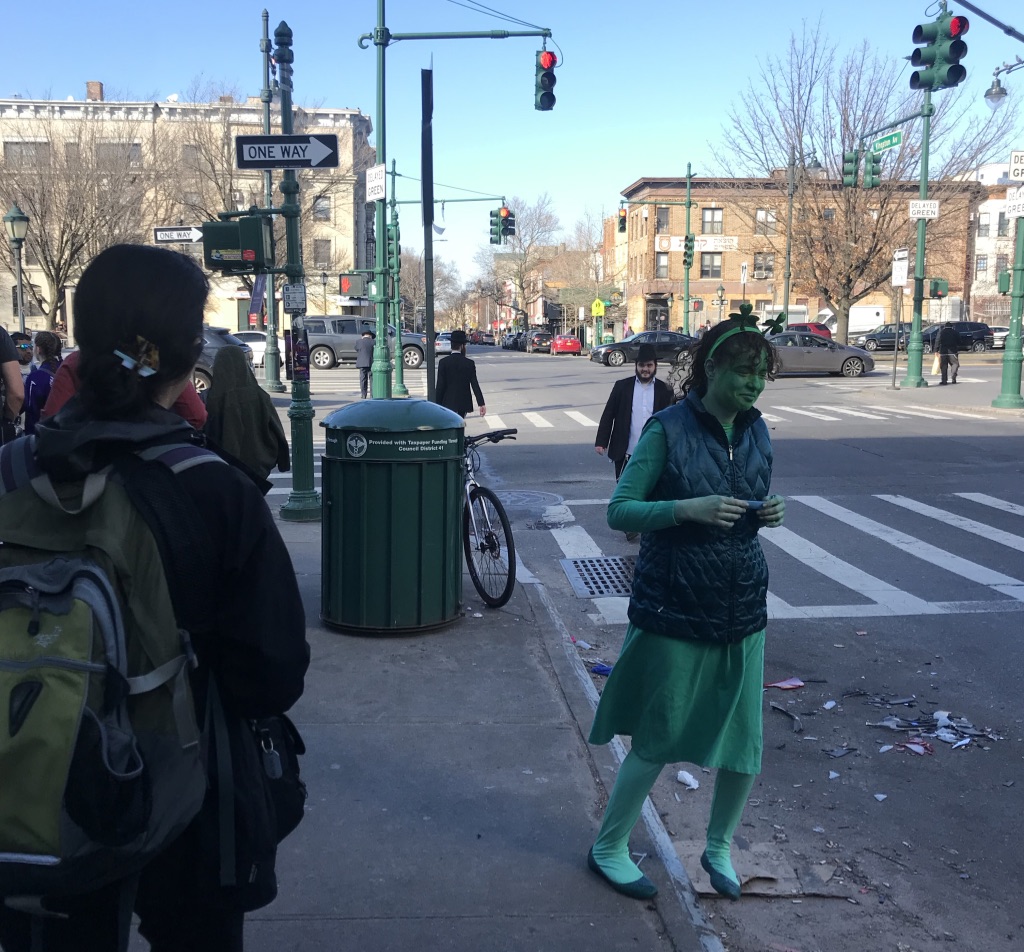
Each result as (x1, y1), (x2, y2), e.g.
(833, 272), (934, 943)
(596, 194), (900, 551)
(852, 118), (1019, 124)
(871, 131), (903, 153)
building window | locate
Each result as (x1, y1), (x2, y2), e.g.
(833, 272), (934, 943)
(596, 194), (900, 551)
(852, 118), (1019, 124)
(3, 141), (50, 166)
(975, 254), (988, 276)
(312, 238), (332, 269)
(700, 253), (722, 279)
(822, 207), (836, 222)
(181, 143), (200, 168)
(11, 286), (42, 318)
(96, 141), (142, 167)
(702, 207), (723, 235)
(182, 191), (201, 211)
(655, 252), (669, 279)
(655, 206), (669, 234)
(753, 252), (775, 279)
(996, 253), (1010, 274)
(977, 213), (990, 238)
(63, 142), (80, 166)
(755, 208), (777, 236)
(313, 196), (331, 222)
(997, 212), (1009, 237)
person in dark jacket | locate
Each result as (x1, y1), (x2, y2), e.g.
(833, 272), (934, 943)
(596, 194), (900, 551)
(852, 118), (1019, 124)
(937, 322), (960, 385)
(586, 311), (785, 903)
(0, 327), (24, 444)
(435, 329), (486, 418)
(354, 329), (374, 399)
(595, 343), (673, 480)
(0, 244), (309, 952)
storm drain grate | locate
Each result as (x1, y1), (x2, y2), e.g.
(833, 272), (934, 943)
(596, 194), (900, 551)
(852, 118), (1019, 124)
(560, 556), (635, 598)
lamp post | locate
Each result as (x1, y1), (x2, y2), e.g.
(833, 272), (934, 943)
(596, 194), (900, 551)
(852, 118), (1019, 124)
(782, 147), (821, 330)
(717, 283), (725, 323)
(320, 271), (328, 314)
(3, 205), (29, 335)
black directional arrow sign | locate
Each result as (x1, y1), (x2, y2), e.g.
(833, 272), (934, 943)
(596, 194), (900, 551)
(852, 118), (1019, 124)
(235, 134), (339, 170)
(153, 226), (204, 244)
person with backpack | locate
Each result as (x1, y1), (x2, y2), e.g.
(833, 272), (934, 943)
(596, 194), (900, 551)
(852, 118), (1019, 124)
(22, 331), (63, 434)
(0, 327), (24, 445)
(0, 244), (310, 952)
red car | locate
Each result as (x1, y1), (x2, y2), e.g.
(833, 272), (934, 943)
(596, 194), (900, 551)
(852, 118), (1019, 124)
(550, 334), (582, 355)
(786, 322), (832, 339)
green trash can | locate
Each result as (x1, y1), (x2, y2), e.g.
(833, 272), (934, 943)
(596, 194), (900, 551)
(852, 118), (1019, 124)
(320, 399), (465, 633)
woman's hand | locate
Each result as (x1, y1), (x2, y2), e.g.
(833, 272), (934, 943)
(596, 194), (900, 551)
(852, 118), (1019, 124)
(758, 494), (785, 528)
(679, 495), (749, 528)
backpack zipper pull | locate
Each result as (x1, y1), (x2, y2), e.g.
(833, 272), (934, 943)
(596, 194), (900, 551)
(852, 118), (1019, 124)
(27, 586), (41, 637)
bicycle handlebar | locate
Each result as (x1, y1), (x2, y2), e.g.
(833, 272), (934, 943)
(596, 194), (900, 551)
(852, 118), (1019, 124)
(465, 428), (518, 449)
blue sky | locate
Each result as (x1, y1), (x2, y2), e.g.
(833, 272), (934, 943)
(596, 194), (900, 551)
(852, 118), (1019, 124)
(7, 0), (1022, 281)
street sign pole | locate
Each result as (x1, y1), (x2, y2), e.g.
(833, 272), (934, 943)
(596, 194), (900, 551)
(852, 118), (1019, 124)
(275, 22), (320, 522)
(901, 89), (933, 389)
(992, 185), (1024, 409)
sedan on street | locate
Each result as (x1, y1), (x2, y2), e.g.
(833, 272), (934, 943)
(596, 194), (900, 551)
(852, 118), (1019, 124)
(770, 331), (875, 377)
(851, 324), (906, 351)
(526, 331), (553, 353)
(435, 332), (453, 355)
(550, 334), (582, 355)
(989, 326), (1009, 349)
(589, 330), (695, 367)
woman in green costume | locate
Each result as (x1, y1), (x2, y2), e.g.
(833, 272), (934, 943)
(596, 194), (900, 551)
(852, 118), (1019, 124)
(588, 314), (785, 902)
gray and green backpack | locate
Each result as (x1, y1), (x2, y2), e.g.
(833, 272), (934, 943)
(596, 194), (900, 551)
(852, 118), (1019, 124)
(0, 436), (222, 898)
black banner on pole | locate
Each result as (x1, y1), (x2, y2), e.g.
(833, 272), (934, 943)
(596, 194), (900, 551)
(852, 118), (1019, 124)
(421, 69), (434, 228)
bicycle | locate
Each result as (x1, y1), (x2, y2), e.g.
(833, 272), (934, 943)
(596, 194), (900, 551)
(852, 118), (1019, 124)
(462, 428), (518, 607)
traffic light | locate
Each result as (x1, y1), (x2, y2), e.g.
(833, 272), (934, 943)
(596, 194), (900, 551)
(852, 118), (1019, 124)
(692, 299), (704, 312)
(683, 234), (695, 269)
(202, 217), (271, 273)
(500, 207), (516, 241)
(489, 207), (502, 245)
(842, 150), (860, 188)
(387, 222), (401, 274)
(929, 278), (949, 298)
(535, 50), (557, 111)
(911, 13), (970, 91)
(617, 207), (627, 234)
(998, 271), (1011, 294)
(863, 151), (882, 189)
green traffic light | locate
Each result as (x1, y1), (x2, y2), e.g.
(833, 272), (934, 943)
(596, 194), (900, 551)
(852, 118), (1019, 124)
(489, 208), (502, 245)
(842, 150), (860, 188)
(863, 152), (883, 189)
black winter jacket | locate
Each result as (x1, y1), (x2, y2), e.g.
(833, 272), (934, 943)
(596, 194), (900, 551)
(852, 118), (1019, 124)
(628, 390), (772, 644)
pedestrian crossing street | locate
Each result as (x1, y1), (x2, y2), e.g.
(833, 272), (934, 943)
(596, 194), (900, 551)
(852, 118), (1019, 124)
(534, 491), (1024, 622)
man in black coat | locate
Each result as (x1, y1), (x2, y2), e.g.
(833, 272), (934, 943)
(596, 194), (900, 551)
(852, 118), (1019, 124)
(936, 322), (960, 385)
(435, 329), (486, 418)
(595, 343), (673, 479)
(354, 330), (374, 399)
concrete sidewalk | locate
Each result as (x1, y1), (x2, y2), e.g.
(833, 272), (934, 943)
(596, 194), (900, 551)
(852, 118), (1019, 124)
(227, 513), (713, 952)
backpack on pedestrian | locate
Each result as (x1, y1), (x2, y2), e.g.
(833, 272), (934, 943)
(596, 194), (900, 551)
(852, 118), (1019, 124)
(0, 437), (214, 901)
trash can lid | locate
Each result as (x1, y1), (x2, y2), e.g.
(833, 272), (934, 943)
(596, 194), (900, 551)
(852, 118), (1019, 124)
(321, 397), (464, 433)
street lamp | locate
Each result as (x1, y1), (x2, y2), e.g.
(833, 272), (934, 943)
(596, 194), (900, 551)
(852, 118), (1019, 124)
(320, 271), (328, 315)
(781, 147), (821, 330)
(717, 283), (725, 323)
(3, 205), (29, 335)
(983, 57), (1024, 111)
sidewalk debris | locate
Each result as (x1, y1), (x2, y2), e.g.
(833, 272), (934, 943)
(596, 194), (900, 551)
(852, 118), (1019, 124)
(676, 769), (700, 790)
(874, 793), (888, 802)
(770, 701), (803, 733)
(823, 700), (837, 711)
(591, 663), (613, 676)
(765, 677), (805, 690)
(824, 746), (856, 758)
(572, 638), (593, 650)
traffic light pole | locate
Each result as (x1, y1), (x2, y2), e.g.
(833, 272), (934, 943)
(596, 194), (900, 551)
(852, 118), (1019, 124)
(992, 209), (1024, 408)
(901, 90), (933, 389)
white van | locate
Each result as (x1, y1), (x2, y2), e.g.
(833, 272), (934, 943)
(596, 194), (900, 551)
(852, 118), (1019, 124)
(821, 306), (889, 336)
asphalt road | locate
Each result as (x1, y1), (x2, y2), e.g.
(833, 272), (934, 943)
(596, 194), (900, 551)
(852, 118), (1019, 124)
(281, 346), (1024, 952)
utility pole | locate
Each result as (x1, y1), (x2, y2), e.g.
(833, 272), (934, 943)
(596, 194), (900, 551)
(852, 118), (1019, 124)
(683, 163), (692, 335)
(388, 159), (408, 397)
(901, 90), (933, 388)
(992, 191), (1024, 408)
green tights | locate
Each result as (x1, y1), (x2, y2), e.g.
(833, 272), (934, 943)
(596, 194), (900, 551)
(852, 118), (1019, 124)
(591, 750), (754, 887)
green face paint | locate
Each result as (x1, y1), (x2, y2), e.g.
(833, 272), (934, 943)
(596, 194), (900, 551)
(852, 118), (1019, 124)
(707, 353), (769, 416)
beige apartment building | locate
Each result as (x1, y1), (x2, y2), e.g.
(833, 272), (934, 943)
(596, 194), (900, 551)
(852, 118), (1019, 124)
(0, 81), (373, 336)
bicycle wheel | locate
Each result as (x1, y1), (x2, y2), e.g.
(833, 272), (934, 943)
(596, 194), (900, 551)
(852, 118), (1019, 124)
(463, 486), (516, 608)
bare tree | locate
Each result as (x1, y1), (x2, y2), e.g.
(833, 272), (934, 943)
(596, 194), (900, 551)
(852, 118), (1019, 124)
(716, 21), (1021, 342)
(396, 250), (461, 329)
(545, 212), (619, 335)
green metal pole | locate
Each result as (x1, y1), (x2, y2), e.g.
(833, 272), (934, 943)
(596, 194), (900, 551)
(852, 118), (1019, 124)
(371, 0), (392, 399)
(901, 90), (932, 389)
(389, 159), (408, 397)
(683, 162), (692, 336)
(276, 21), (321, 521)
(782, 144), (795, 329)
(991, 214), (1024, 408)
(260, 9), (286, 393)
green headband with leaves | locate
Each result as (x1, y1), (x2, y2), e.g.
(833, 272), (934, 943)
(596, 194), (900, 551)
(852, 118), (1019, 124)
(707, 302), (778, 359)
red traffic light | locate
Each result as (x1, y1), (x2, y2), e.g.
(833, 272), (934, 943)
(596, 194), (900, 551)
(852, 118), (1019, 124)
(539, 51), (557, 70)
(949, 15), (969, 37)
(499, 206), (510, 218)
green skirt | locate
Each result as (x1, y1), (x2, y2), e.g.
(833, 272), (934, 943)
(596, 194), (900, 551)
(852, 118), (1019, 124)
(588, 625), (765, 774)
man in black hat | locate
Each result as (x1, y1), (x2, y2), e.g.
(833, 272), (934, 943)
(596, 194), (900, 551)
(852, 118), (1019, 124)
(595, 343), (673, 480)
(354, 328), (375, 399)
(936, 321), (960, 385)
(435, 329), (486, 418)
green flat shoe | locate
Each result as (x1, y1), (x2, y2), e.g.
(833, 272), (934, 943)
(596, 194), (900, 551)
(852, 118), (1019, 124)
(700, 850), (741, 900)
(587, 848), (658, 900)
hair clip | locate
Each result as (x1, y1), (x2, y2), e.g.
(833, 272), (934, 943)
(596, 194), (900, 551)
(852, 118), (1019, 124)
(113, 336), (160, 378)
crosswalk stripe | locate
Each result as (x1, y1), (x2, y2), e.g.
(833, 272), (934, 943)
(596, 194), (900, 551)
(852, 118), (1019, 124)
(550, 525), (603, 559)
(903, 403), (994, 419)
(472, 414), (508, 430)
(863, 405), (951, 420)
(761, 413), (785, 422)
(565, 410), (598, 427)
(955, 493), (1024, 517)
(770, 405), (841, 421)
(808, 405), (888, 420)
(523, 412), (553, 428)
(877, 495), (1024, 552)
(791, 495), (1024, 597)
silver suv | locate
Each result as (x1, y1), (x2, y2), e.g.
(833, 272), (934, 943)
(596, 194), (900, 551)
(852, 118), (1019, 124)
(304, 317), (426, 369)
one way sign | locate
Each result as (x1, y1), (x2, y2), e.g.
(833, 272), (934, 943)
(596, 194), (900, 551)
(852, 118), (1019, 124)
(153, 226), (203, 244)
(235, 134), (339, 170)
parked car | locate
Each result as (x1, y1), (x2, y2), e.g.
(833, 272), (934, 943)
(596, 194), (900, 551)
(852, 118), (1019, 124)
(480, 332), (496, 346)
(304, 317), (426, 369)
(232, 329), (284, 368)
(194, 326), (254, 392)
(501, 333), (518, 349)
(589, 330), (695, 367)
(526, 331), (553, 353)
(770, 331), (874, 377)
(436, 331), (453, 355)
(989, 325), (1009, 349)
(852, 324), (906, 351)
(784, 322), (832, 339)
(513, 332), (527, 351)
(550, 334), (582, 356)
(920, 321), (993, 353)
